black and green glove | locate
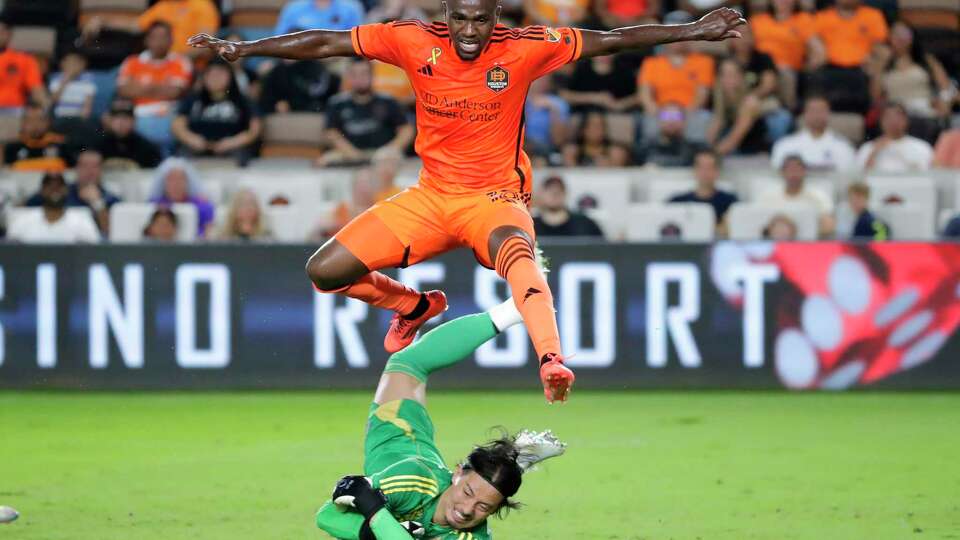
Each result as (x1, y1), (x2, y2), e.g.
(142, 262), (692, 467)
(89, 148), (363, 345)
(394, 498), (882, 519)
(332, 475), (387, 519)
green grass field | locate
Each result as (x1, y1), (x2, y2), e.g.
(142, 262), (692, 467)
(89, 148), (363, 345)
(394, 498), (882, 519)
(1, 391), (958, 539)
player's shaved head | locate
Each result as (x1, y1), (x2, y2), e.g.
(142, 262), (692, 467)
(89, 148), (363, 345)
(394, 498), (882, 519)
(443, 0), (501, 61)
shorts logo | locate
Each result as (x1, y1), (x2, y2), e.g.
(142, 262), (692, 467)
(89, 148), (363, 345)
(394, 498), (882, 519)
(486, 65), (509, 93)
(544, 27), (561, 42)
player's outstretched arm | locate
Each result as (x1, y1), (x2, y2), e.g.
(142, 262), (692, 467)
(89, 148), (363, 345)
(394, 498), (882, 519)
(578, 7), (745, 58)
(187, 30), (357, 62)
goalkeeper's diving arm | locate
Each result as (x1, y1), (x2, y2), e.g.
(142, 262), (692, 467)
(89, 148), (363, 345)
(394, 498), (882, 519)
(316, 501), (415, 540)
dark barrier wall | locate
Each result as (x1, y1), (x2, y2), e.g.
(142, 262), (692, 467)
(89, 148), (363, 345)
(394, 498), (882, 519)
(1, 242), (959, 390)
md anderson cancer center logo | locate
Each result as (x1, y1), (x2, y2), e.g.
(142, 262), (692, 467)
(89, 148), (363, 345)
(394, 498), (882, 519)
(486, 66), (509, 93)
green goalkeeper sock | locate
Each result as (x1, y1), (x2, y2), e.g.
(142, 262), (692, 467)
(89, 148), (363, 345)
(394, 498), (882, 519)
(383, 312), (498, 383)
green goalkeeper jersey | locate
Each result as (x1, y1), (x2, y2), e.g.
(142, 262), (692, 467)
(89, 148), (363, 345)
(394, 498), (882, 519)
(363, 399), (492, 540)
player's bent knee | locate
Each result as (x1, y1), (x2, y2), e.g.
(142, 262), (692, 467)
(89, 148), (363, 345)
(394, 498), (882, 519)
(488, 226), (533, 268)
(305, 253), (352, 291)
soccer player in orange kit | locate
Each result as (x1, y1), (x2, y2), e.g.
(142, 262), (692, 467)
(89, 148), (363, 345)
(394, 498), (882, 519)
(189, 2), (744, 403)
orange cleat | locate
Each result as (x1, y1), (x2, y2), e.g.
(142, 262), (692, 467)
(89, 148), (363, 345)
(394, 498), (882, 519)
(384, 290), (448, 353)
(539, 354), (575, 404)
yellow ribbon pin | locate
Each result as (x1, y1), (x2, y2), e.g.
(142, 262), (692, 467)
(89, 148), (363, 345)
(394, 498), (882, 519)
(427, 47), (442, 65)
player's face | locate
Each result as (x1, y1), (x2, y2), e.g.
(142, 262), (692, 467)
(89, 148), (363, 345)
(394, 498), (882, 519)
(444, 0), (500, 61)
(442, 469), (503, 529)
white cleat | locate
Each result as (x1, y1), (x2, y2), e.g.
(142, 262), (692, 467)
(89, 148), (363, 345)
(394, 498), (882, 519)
(514, 429), (566, 473)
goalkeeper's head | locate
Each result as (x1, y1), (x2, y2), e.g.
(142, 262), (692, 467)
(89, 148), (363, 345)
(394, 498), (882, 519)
(438, 435), (523, 530)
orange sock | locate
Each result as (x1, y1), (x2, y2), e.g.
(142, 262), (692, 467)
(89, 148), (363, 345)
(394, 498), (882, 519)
(318, 272), (422, 315)
(495, 236), (561, 360)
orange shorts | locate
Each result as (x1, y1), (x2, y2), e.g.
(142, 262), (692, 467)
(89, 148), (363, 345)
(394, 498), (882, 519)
(336, 185), (535, 270)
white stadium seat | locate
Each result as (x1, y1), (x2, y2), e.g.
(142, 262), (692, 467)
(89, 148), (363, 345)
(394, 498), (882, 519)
(266, 203), (336, 242)
(6, 208), (96, 232)
(875, 206), (935, 240)
(727, 202), (819, 240)
(623, 203), (715, 242)
(109, 203), (198, 243)
(867, 176), (937, 232)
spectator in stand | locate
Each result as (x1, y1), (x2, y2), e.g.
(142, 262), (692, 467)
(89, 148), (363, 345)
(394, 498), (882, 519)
(259, 59), (341, 113)
(750, 0), (819, 110)
(933, 129), (960, 169)
(808, 0), (887, 113)
(868, 21), (954, 121)
(142, 207), (179, 242)
(148, 157), (215, 237)
(275, 0), (364, 34)
(370, 146), (404, 202)
(525, 76), (570, 166)
(836, 182), (889, 240)
(668, 150), (738, 234)
(6, 172), (100, 244)
(216, 189), (273, 242)
(727, 25), (792, 144)
(636, 104), (704, 167)
(83, 0), (219, 58)
(25, 150), (119, 235)
(524, 0), (590, 26)
(558, 54), (637, 114)
(762, 213), (798, 241)
(771, 96), (856, 173)
(98, 99), (164, 169)
(3, 105), (69, 171)
(319, 60), (414, 166)
(322, 167), (377, 238)
(707, 59), (769, 155)
(116, 22), (193, 152)
(562, 112), (630, 167)
(856, 103), (933, 173)
(172, 60), (262, 166)
(48, 52), (96, 121)
(594, 0), (658, 28)
(759, 155), (834, 236)
(0, 19), (49, 113)
(533, 175), (604, 238)
(637, 11), (715, 142)
(365, 0), (427, 23)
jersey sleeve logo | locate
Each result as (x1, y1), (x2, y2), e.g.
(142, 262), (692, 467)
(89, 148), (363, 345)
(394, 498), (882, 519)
(544, 27), (561, 42)
(485, 66), (509, 93)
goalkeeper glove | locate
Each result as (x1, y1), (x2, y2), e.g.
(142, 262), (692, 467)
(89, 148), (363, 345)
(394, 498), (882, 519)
(332, 475), (387, 519)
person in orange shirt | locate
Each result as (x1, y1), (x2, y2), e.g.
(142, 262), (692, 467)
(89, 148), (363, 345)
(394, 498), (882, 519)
(190, 1), (745, 407)
(0, 20), (49, 113)
(524, 0), (591, 26)
(117, 22), (193, 151)
(806, 0), (887, 113)
(812, 0), (887, 69)
(637, 11), (715, 143)
(595, 0), (658, 28)
(83, 0), (219, 58)
(749, 0), (821, 109)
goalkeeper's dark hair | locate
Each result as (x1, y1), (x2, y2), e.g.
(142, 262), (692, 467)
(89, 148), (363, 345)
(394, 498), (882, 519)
(463, 428), (523, 518)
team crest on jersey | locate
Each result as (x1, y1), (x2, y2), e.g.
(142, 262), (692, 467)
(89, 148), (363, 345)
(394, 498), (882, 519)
(486, 66), (509, 92)
(544, 27), (562, 43)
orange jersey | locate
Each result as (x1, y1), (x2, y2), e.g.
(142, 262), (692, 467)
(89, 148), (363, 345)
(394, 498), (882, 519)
(351, 21), (583, 196)
(813, 6), (888, 68)
(638, 53), (715, 108)
(138, 0), (219, 55)
(750, 12), (815, 70)
(117, 51), (193, 111)
(0, 49), (42, 108)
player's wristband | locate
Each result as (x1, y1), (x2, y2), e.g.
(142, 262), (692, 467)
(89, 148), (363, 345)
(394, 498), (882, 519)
(353, 484), (387, 519)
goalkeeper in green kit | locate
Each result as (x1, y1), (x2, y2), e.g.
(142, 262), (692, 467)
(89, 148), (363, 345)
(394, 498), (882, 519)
(316, 297), (566, 539)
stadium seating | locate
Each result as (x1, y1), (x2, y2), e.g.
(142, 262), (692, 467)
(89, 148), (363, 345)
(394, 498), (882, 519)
(623, 203), (715, 241)
(827, 113), (866, 146)
(866, 176), (938, 233)
(645, 178), (737, 203)
(78, 0), (147, 26)
(9, 26), (56, 60)
(875, 206), (935, 240)
(262, 113), (327, 159)
(727, 203), (819, 240)
(229, 0), (288, 28)
(108, 202), (198, 242)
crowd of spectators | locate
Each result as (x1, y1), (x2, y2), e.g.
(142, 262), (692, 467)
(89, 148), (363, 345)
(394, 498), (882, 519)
(0, 0), (957, 245)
